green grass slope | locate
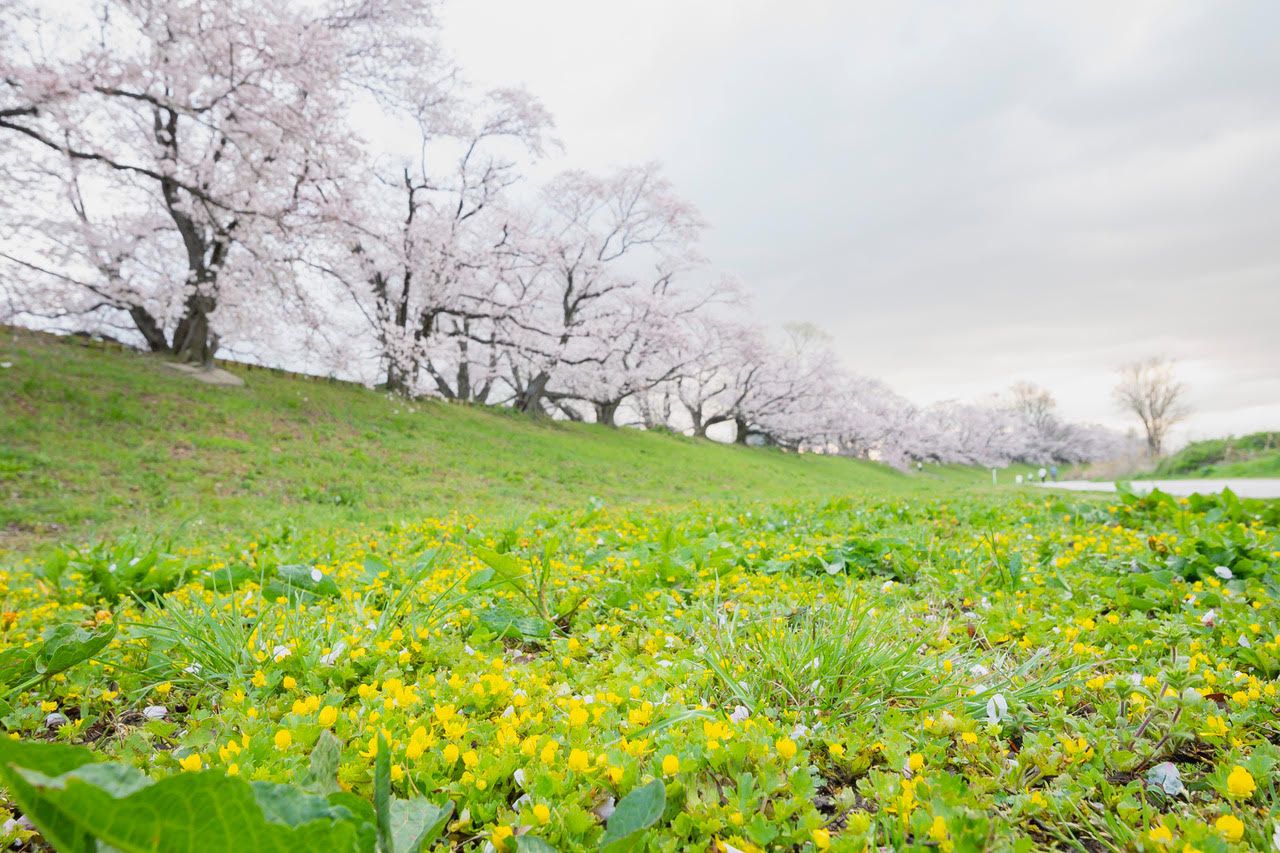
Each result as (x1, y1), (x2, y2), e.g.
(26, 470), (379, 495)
(1143, 431), (1280, 479)
(0, 328), (940, 554)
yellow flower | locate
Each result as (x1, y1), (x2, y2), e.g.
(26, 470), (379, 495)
(251, 670), (267, 688)
(318, 705), (338, 727)
(442, 743), (460, 764)
(491, 825), (513, 851)
(1225, 765), (1255, 799)
(1148, 824), (1173, 845)
(1214, 814), (1244, 842)
(179, 753), (203, 772)
(661, 754), (680, 776)
(462, 749), (480, 769)
(274, 729), (293, 750)
(908, 753), (925, 773)
(567, 748), (591, 773)
(226, 763), (239, 776)
(928, 815), (952, 852)
(1201, 715), (1229, 738)
(532, 803), (551, 825)
(775, 738), (797, 760)
(154, 682), (172, 696)
(282, 676), (297, 690)
(39, 701), (57, 713)
(811, 828), (831, 849)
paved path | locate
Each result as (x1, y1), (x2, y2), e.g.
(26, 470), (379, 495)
(1036, 479), (1280, 499)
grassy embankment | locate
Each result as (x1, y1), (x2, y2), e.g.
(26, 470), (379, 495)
(1, 327), (990, 556)
(1139, 432), (1280, 479)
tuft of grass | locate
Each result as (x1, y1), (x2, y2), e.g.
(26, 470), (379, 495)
(700, 586), (952, 722)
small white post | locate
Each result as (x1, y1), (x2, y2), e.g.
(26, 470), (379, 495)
(991, 467), (997, 486)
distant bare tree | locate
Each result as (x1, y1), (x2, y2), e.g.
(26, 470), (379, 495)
(1010, 382), (1057, 433)
(1113, 357), (1189, 456)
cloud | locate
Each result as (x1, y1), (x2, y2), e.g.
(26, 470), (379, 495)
(443, 0), (1280, 443)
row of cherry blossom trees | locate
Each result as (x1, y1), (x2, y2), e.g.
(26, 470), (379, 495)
(0, 0), (1126, 467)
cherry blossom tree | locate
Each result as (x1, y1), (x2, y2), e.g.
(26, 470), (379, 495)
(673, 315), (756, 438)
(312, 86), (554, 398)
(728, 323), (842, 446)
(674, 320), (842, 445)
(499, 163), (705, 416)
(0, 0), (436, 363)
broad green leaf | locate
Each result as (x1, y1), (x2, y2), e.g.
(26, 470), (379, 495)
(329, 791), (378, 852)
(303, 729), (343, 795)
(264, 564), (341, 601)
(204, 563), (256, 591)
(479, 607), (551, 640)
(33, 622), (116, 678)
(0, 646), (34, 687)
(0, 738), (98, 852)
(465, 568), (496, 589)
(388, 796), (453, 852)
(516, 836), (559, 853)
(363, 556), (391, 580)
(601, 779), (665, 848)
(15, 759), (365, 853)
(252, 780), (354, 826)
(49, 762), (150, 797)
(470, 547), (528, 586)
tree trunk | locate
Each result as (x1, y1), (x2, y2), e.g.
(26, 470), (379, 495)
(128, 305), (171, 353)
(170, 294), (217, 365)
(734, 416), (750, 445)
(594, 399), (621, 427)
(688, 405), (707, 438)
(516, 372), (551, 415)
(385, 364), (412, 396)
(456, 361), (471, 402)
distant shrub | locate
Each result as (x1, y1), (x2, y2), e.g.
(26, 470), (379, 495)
(1153, 431), (1279, 477)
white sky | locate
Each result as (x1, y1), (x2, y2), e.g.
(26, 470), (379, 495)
(440, 0), (1280, 445)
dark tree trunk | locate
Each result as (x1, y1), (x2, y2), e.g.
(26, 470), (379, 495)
(688, 406), (707, 438)
(170, 294), (217, 365)
(516, 372), (551, 415)
(385, 367), (411, 396)
(456, 361), (471, 402)
(734, 416), (751, 445)
(128, 305), (171, 353)
(594, 399), (621, 427)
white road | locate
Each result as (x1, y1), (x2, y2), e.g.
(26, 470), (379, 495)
(1035, 479), (1280, 499)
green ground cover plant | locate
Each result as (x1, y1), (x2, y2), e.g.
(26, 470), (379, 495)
(1, 487), (1277, 851)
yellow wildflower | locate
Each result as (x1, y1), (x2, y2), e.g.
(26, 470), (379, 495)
(1214, 814), (1244, 842)
(1225, 766), (1255, 799)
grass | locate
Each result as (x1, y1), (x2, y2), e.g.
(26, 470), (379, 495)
(0, 327), (982, 556)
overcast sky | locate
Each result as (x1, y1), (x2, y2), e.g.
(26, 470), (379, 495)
(441, 1), (1279, 444)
